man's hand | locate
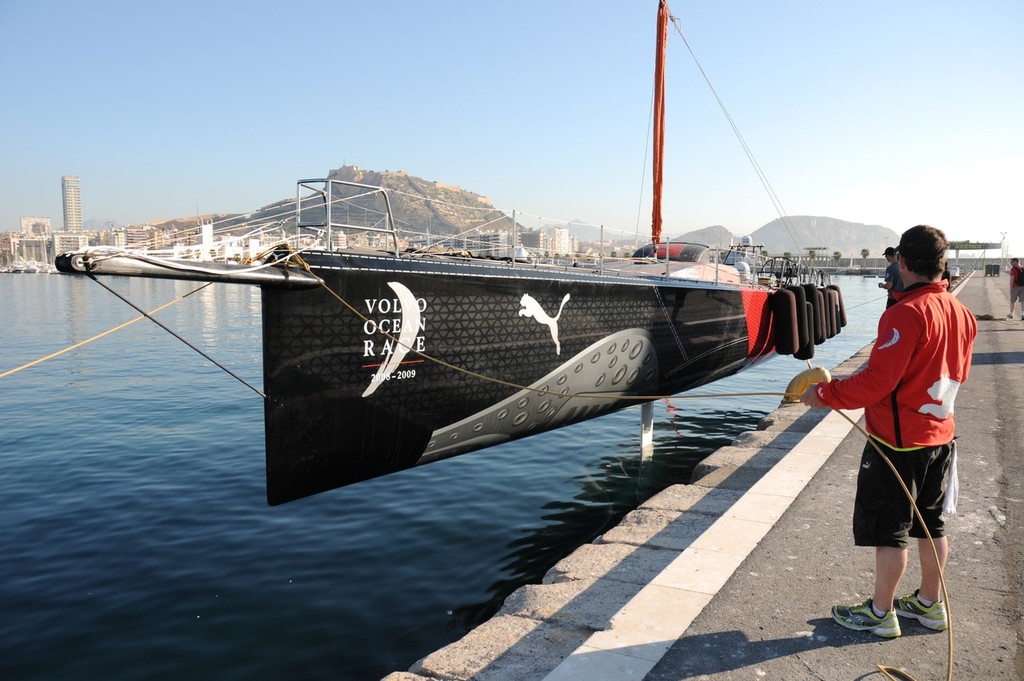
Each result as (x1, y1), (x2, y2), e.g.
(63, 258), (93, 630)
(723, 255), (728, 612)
(800, 383), (827, 408)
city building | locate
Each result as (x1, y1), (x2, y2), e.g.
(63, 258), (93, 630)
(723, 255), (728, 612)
(16, 237), (48, 264)
(0, 233), (18, 267)
(519, 229), (547, 254)
(61, 175), (82, 232)
(124, 225), (152, 249)
(465, 230), (513, 257)
(52, 233), (90, 256)
(20, 216), (51, 235)
(551, 226), (572, 256)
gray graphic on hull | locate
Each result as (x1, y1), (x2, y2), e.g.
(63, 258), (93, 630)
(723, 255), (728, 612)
(420, 328), (658, 463)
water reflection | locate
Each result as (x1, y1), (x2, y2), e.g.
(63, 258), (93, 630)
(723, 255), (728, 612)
(451, 400), (763, 632)
(0, 275), (881, 680)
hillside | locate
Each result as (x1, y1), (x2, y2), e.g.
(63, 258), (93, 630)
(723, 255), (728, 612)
(659, 218), (898, 258)
(326, 166), (513, 235)
(163, 166), (514, 239)
(146, 166), (900, 257)
(673, 225), (736, 248)
(750, 216), (900, 258)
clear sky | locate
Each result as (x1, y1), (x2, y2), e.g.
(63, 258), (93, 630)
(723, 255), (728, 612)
(2, 0), (1021, 255)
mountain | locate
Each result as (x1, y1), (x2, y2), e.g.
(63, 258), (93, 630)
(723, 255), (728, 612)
(669, 217), (900, 258)
(149, 165), (514, 239)
(140, 166), (899, 258)
(147, 214), (232, 232)
(750, 217), (899, 259)
(323, 165), (512, 235)
(673, 225), (736, 248)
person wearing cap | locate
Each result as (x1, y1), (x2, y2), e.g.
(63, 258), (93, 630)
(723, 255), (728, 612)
(879, 246), (903, 308)
(800, 225), (977, 638)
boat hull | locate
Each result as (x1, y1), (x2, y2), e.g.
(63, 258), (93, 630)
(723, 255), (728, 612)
(262, 250), (774, 504)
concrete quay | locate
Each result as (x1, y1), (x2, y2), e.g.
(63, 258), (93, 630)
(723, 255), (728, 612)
(384, 272), (1023, 681)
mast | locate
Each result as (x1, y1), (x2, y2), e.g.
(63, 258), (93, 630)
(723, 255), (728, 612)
(651, 0), (669, 245)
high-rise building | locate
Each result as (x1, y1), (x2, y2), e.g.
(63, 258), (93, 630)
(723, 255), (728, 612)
(61, 175), (82, 232)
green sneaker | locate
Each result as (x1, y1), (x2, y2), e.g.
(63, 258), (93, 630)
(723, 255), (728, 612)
(895, 589), (948, 631)
(832, 598), (901, 638)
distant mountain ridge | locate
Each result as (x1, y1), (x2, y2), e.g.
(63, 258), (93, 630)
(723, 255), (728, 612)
(606, 217), (898, 259)
(326, 165), (512, 235)
(670, 218), (899, 259)
(748, 217), (899, 258)
(149, 165), (899, 258)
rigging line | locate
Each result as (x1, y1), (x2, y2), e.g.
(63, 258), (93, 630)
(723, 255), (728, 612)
(636, 77), (656, 247)
(305, 271), (803, 402)
(404, 217), (515, 255)
(0, 284), (213, 381)
(82, 247), (289, 277)
(832, 409), (954, 681)
(132, 203), (299, 248)
(404, 214), (513, 254)
(384, 187), (601, 231)
(502, 210), (601, 228)
(86, 276), (266, 399)
(122, 212), (298, 253)
(843, 293), (891, 312)
(377, 186), (608, 233)
(667, 13), (806, 254)
(387, 187), (509, 214)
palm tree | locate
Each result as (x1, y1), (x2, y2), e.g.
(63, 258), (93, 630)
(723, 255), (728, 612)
(832, 250), (843, 266)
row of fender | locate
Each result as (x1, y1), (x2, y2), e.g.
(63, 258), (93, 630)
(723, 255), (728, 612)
(769, 284), (847, 360)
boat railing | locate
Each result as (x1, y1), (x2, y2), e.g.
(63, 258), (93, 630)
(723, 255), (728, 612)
(296, 179), (401, 257)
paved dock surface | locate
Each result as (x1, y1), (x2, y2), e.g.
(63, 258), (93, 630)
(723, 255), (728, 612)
(385, 272), (1023, 681)
(642, 273), (1024, 680)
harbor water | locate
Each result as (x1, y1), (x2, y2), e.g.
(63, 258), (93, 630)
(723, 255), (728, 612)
(0, 273), (882, 680)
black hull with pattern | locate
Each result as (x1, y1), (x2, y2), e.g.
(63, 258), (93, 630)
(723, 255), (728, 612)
(261, 250), (769, 504)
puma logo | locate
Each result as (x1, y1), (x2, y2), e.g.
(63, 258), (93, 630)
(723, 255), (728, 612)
(519, 293), (571, 354)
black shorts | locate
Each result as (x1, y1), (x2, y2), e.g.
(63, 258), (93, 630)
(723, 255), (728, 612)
(852, 438), (952, 548)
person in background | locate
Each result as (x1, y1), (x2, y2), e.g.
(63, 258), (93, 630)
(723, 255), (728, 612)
(879, 246), (903, 308)
(1008, 257), (1022, 320)
(801, 225), (977, 638)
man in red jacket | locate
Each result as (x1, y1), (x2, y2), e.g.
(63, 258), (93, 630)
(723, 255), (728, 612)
(800, 225), (977, 638)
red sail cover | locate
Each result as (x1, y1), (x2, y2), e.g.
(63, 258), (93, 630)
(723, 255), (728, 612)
(651, 0), (669, 245)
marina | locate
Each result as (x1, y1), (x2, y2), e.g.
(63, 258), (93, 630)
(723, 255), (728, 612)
(0, 273), (881, 680)
(3, 3), (1017, 678)
(386, 272), (1022, 681)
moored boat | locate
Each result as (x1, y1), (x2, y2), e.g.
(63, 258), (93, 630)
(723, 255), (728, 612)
(55, 2), (847, 505)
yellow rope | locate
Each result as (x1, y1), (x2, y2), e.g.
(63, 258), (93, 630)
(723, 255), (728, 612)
(4, 260), (950, 675)
(831, 409), (953, 681)
(0, 283), (212, 381)
(306, 271), (802, 402)
(307, 275), (954, 680)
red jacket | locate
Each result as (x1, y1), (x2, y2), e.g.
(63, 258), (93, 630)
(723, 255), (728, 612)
(1011, 264), (1023, 289)
(815, 280), (977, 448)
